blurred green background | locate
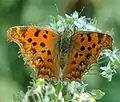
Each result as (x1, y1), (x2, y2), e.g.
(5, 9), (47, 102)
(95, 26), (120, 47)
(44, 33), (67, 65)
(0, 0), (120, 102)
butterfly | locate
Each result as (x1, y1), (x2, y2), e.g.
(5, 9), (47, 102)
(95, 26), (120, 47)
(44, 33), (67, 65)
(7, 26), (113, 81)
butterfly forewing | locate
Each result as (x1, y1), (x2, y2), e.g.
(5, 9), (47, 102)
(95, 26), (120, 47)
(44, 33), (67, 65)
(63, 31), (113, 81)
(7, 26), (61, 79)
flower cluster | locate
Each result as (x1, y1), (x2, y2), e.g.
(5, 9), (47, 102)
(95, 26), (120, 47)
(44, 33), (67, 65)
(16, 79), (105, 102)
(49, 11), (101, 34)
(100, 49), (120, 81)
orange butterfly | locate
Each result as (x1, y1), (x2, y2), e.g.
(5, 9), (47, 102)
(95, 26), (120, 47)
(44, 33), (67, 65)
(7, 26), (113, 81)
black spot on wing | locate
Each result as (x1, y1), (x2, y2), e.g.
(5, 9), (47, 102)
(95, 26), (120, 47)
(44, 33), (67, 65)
(92, 43), (96, 48)
(86, 53), (91, 59)
(37, 56), (43, 62)
(34, 30), (40, 37)
(47, 59), (53, 63)
(87, 47), (92, 51)
(43, 34), (47, 39)
(27, 38), (32, 43)
(31, 48), (37, 54)
(41, 50), (46, 53)
(40, 42), (45, 47)
(80, 46), (85, 51)
(52, 35), (55, 37)
(72, 60), (77, 64)
(87, 34), (92, 42)
(74, 52), (78, 58)
(75, 37), (78, 40)
(98, 33), (104, 44)
(79, 61), (85, 66)
(46, 30), (48, 34)
(20, 27), (28, 38)
(81, 38), (84, 42)
(76, 68), (79, 71)
(32, 42), (37, 46)
(79, 54), (83, 57)
(81, 34), (83, 37)
(47, 50), (51, 55)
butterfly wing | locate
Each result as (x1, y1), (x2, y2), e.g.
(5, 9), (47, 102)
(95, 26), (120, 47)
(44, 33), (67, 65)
(63, 32), (113, 81)
(7, 26), (61, 79)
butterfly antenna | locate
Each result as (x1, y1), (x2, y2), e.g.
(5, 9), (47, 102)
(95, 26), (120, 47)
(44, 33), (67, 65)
(54, 4), (65, 31)
(79, 6), (85, 16)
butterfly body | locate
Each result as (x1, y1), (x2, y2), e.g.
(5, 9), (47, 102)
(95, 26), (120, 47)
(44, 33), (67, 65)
(59, 33), (72, 68)
(7, 26), (113, 81)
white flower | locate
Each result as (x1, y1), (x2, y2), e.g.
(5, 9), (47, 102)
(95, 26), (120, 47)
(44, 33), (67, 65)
(72, 93), (96, 102)
(45, 85), (55, 96)
(65, 14), (71, 18)
(72, 11), (79, 20)
(85, 24), (97, 31)
(70, 81), (88, 93)
(79, 93), (96, 102)
(43, 95), (50, 102)
(67, 84), (74, 94)
(58, 91), (62, 100)
(35, 85), (42, 92)
(74, 17), (86, 29)
(72, 93), (80, 102)
(103, 49), (119, 62)
(100, 62), (116, 82)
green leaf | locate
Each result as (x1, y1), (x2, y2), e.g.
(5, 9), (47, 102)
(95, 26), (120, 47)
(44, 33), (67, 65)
(90, 89), (105, 100)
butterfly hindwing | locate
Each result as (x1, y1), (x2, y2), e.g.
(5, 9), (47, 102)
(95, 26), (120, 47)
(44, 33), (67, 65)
(63, 31), (113, 81)
(7, 26), (61, 79)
